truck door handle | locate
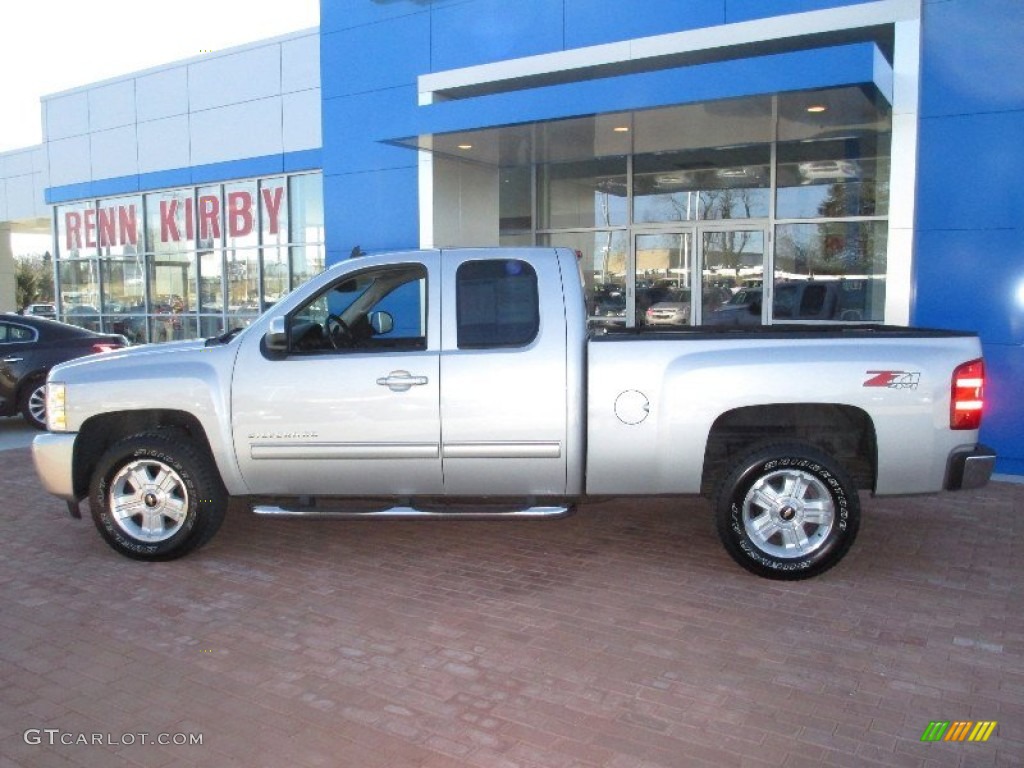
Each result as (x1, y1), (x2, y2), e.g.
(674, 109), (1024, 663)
(376, 370), (429, 392)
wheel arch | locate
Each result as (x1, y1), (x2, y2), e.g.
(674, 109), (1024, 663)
(701, 403), (877, 496)
(72, 410), (217, 500)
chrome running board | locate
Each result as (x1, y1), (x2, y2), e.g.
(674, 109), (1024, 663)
(251, 503), (573, 520)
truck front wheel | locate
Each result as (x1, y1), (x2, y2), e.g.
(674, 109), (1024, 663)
(89, 431), (227, 560)
(714, 443), (860, 580)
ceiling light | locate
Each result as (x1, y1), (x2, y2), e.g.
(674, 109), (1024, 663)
(806, 105), (828, 113)
(613, 126), (630, 133)
(457, 143), (473, 150)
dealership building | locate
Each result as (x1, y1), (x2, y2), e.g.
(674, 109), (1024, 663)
(0, 0), (1021, 475)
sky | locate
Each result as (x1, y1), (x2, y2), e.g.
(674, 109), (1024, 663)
(0, 0), (321, 154)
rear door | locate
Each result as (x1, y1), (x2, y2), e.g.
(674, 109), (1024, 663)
(439, 250), (569, 496)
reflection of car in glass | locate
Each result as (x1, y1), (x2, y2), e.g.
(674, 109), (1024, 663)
(0, 314), (126, 429)
(23, 303), (56, 318)
(645, 286), (731, 327)
(589, 294), (627, 328)
(797, 160), (860, 184)
(644, 290), (690, 326)
(706, 287), (763, 325)
(63, 304), (102, 332)
(706, 282), (856, 325)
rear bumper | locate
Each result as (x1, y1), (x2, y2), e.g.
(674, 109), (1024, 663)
(32, 432), (79, 502)
(945, 444), (997, 491)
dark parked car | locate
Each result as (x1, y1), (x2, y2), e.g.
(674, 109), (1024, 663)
(0, 314), (126, 430)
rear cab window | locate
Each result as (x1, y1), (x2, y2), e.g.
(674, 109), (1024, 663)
(456, 259), (539, 348)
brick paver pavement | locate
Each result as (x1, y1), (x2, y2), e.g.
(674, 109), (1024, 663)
(1, 446), (1021, 767)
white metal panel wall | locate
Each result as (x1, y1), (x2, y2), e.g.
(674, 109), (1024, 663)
(46, 136), (91, 188)
(190, 98), (285, 167)
(87, 81), (136, 132)
(283, 89), (322, 152)
(188, 45), (282, 112)
(39, 28), (321, 191)
(0, 146), (49, 221)
(137, 115), (190, 175)
(135, 67), (188, 122)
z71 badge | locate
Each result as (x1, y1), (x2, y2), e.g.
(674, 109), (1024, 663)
(864, 370), (921, 390)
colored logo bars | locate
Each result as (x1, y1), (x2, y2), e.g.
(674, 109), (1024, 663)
(921, 721), (997, 742)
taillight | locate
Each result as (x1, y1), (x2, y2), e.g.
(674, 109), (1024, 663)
(91, 343), (121, 354)
(951, 359), (984, 430)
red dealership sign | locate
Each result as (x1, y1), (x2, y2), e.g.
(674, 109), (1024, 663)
(64, 187), (284, 250)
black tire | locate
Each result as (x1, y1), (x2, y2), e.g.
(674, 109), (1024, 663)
(89, 431), (227, 560)
(19, 377), (48, 430)
(714, 442), (860, 580)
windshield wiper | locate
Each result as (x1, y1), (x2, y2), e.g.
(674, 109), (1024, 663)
(205, 327), (244, 346)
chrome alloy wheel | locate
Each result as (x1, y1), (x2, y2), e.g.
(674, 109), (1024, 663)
(741, 468), (835, 559)
(108, 458), (189, 542)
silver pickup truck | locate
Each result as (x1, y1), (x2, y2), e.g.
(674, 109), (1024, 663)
(32, 247), (995, 579)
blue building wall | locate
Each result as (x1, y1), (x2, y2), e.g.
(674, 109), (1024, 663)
(913, 0), (1024, 474)
(319, 0), (888, 261)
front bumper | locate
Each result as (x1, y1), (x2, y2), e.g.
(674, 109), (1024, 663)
(32, 432), (79, 502)
(945, 444), (997, 491)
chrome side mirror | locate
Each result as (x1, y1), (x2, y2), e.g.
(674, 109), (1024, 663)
(265, 316), (288, 351)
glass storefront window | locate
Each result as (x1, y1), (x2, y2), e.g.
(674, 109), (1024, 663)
(290, 245), (325, 289)
(289, 173), (324, 246)
(149, 252), (196, 341)
(633, 146), (770, 223)
(499, 167), (532, 234)
(776, 135), (891, 219)
(538, 230), (629, 329)
(100, 257), (146, 314)
(196, 184), (224, 251)
(56, 202), (97, 258)
(774, 221), (887, 322)
(260, 177), (289, 247)
(93, 195), (142, 257)
(538, 158), (627, 230)
(199, 250), (224, 313)
(262, 247), (289, 306)
(54, 171), (324, 343)
(58, 259), (101, 328)
(56, 199), (141, 259)
(224, 181), (259, 251)
(226, 249), (260, 317)
(636, 232), (693, 328)
(146, 189), (194, 257)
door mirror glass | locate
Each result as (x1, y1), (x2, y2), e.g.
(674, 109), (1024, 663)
(369, 311), (394, 335)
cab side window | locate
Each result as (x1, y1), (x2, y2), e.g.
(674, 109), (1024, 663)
(456, 259), (539, 349)
(288, 263), (427, 353)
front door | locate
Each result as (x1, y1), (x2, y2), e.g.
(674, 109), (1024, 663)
(231, 253), (443, 496)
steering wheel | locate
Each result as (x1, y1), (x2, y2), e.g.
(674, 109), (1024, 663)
(325, 313), (354, 349)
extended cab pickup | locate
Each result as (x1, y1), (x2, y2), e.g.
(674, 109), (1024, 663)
(32, 248), (996, 579)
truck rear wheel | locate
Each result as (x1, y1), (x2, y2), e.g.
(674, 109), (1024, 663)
(714, 443), (859, 580)
(89, 431), (227, 560)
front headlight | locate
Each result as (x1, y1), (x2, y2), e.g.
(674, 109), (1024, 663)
(46, 382), (67, 432)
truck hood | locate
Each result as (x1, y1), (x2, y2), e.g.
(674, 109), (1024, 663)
(50, 338), (225, 381)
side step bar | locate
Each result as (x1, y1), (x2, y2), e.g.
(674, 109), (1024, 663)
(251, 504), (574, 520)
